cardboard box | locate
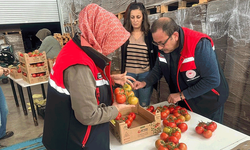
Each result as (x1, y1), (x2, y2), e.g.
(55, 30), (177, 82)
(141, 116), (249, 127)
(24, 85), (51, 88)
(9, 68), (22, 79)
(18, 51), (47, 64)
(21, 72), (49, 84)
(109, 104), (161, 144)
(18, 51), (49, 84)
(20, 63), (48, 74)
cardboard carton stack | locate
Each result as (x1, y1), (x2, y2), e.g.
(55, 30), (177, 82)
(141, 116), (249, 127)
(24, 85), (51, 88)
(109, 103), (161, 144)
(18, 50), (49, 84)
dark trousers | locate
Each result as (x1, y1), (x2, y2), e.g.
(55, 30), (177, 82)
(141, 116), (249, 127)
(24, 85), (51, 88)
(207, 105), (224, 124)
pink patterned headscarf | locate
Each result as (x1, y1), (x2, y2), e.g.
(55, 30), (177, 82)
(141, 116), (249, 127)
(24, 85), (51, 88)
(78, 3), (130, 56)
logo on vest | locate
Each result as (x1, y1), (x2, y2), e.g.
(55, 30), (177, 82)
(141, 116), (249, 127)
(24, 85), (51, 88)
(97, 73), (102, 79)
(159, 54), (167, 64)
(186, 70), (196, 79)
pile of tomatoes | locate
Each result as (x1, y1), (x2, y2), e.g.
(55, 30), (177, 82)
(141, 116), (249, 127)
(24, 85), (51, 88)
(147, 105), (190, 150)
(155, 125), (187, 150)
(114, 112), (136, 128)
(114, 84), (138, 105)
(195, 121), (217, 139)
(146, 105), (191, 122)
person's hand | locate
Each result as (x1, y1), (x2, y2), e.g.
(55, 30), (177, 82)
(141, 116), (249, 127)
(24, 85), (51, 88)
(112, 101), (135, 112)
(133, 81), (146, 90)
(167, 92), (185, 104)
(2, 68), (10, 76)
(111, 71), (136, 88)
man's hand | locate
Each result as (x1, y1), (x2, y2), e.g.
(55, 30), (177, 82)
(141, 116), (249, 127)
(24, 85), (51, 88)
(167, 92), (185, 104)
(111, 71), (136, 88)
(0, 68), (10, 76)
(133, 81), (146, 90)
(112, 101), (135, 112)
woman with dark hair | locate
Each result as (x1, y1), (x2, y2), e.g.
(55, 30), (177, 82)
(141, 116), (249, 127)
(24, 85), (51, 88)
(121, 2), (158, 107)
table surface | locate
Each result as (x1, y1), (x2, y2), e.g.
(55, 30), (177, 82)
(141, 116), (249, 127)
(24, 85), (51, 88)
(8, 75), (48, 87)
(110, 101), (250, 150)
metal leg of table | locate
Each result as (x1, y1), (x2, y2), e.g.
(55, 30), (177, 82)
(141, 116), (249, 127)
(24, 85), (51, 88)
(27, 87), (38, 126)
(41, 84), (46, 99)
(9, 79), (19, 107)
(17, 85), (28, 115)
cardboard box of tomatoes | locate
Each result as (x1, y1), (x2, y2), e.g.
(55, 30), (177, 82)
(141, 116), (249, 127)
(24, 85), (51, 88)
(9, 67), (22, 79)
(109, 103), (161, 144)
(18, 51), (49, 84)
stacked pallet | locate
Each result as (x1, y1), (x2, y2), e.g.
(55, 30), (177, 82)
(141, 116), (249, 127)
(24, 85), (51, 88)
(53, 33), (72, 48)
(18, 50), (49, 84)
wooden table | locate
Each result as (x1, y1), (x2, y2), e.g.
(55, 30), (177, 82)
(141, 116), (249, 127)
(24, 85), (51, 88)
(110, 101), (250, 150)
(8, 75), (48, 126)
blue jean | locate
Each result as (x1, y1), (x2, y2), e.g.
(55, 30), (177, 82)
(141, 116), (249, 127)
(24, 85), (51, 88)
(127, 71), (153, 107)
(0, 86), (8, 138)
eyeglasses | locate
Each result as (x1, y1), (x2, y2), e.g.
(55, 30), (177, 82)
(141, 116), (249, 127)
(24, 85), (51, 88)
(152, 34), (172, 47)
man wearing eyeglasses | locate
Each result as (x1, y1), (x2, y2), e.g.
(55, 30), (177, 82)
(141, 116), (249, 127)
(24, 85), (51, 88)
(133, 17), (229, 123)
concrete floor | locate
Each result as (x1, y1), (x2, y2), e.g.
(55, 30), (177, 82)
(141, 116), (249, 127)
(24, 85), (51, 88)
(0, 80), (46, 147)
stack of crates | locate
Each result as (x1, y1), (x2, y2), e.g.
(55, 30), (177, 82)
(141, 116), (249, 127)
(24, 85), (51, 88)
(18, 50), (49, 84)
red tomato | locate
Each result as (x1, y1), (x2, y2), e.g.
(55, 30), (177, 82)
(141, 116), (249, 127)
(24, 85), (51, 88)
(158, 145), (169, 150)
(147, 106), (154, 112)
(172, 131), (181, 140)
(163, 105), (169, 110)
(180, 108), (188, 115)
(115, 112), (121, 120)
(174, 106), (182, 110)
(198, 122), (207, 128)
(167, 122), (177, 128)
(206, 122), (216, 132)
(177, 123), (188, 133)
(116, 94), (126, 104)
(173, 112), (181, 117)
(163, 119), (169, 127)
(203, 130), (213, 138)
(20, 53), (24, 57)
(129, 112), (136, 120)
(195, 126), (204, 134)
(172, 109), (180, 114)
(161, 111), (168, 120)
(155, 139), (165, 149)
(169, 107), (175, 113)
(167, 115), (177, 122)
(114, 88), (124, 95)
(164, 109), (170, 115)
(127, 115), (134, 122)
(165, 142), (176, 150)
(211, 121), (217, 130)
(125, 119), (132, 128)
(178, 143), (187, 150)
(168, 136), (179, 144)
(32, 74), (37, 77)
(160, 132), (169, 142)
(174, 119), (183, 125)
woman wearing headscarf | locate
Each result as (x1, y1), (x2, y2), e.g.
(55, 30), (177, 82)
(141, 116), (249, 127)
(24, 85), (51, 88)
(42, 3), (134, 150)
(35, 28), (61, 58)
